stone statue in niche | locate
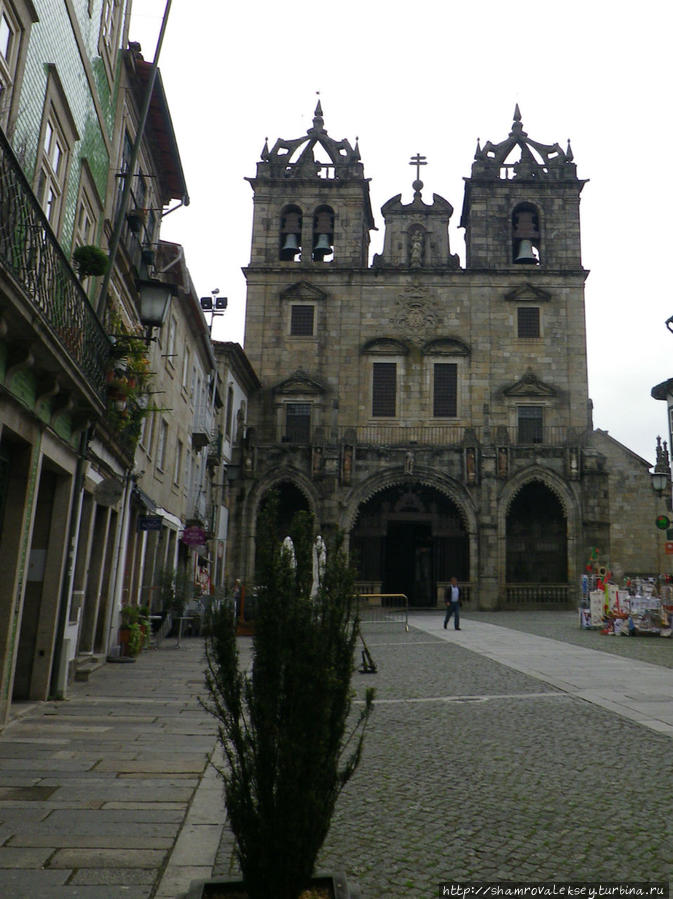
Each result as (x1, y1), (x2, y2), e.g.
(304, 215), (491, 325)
(342, 445), (353, 485)
(409, 229), (424, 268)
(465, 447), (477, 484)
(404, 451), (415, 475)
(497, 446), (508, 479)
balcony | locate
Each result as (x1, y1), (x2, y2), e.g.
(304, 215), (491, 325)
(192, 403), (216, 450)
(335, 425), (582, 448)
(0, 129), (110, 403)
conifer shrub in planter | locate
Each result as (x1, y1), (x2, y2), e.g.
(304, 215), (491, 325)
(72, 244), (109, 279)
(198, 498), (373, 899)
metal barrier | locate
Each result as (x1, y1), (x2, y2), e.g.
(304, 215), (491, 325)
(357, 594), (409, 631)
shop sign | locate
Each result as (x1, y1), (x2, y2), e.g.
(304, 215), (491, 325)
(665, 542), (673, 555)
(138, 515), (162, 532)
(182, 525), (206, 546)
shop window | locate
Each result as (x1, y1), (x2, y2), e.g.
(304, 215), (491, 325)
(517, 406), (543, 444)
(512, 203), (540, 265)
(433, 363), (457, 417)
(285, 403), (311, 443)
(517, 307), (540, 338)
(290, 304), (315, 336)
(372, 362), (396, 418)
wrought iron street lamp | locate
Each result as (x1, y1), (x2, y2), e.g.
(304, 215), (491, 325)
(136, 277), (177, 331)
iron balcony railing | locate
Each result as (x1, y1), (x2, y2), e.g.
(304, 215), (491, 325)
(504, 584), (570, 607)
(336, 425), (581, 447)
(0, 128), (110, 401)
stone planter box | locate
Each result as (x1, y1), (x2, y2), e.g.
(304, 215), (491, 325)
(187, 871), (360, 898)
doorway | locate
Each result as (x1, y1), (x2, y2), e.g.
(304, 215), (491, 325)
(351, 483), (468, 608)
(384, 522), (433, 607)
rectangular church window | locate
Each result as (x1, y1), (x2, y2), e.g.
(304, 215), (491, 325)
(517, 406), (543, 444)
(286, 403), (311, 443)
(517, 306), (540, 338)
(433, 363), (457, 417)
(372, 363), (396, 417)
(290, 304), (315, 336)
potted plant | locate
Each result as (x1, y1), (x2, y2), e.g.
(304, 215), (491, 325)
(119, 605), (142, 657)
(72, 244), (109, 280)
(127, 207), (147, 233)
(197, 498), (374, 899)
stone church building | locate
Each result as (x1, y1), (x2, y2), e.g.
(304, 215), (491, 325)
(227, 104), (666, 609)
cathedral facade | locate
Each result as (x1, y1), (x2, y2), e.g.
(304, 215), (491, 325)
(227, 105), (665, 609)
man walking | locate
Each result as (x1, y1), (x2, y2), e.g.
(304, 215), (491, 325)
(443, 576), (461, 630)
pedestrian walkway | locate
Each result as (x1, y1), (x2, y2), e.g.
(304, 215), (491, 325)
(1, 615), (672, 897)
(410, 612), (673, 735)
(0, 637), (218, 898)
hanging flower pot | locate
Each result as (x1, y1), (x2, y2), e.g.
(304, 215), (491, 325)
(127, 208), (148, 233)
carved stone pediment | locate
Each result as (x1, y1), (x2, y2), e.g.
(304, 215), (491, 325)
(280, 281), (328, 303)
(361, 337), (409, 356)
(422, 337), (471, 356)
(272, 369), (326, 396)
(503, 368), (556, 397)
(504, 282), (551, 303)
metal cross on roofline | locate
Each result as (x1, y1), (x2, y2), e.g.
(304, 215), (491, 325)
(409, 152), (427, 182)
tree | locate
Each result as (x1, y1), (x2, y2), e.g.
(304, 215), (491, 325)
(202, 498), (374, 899)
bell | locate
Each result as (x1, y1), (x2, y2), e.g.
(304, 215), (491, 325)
(280, 232), (300, 259)
(514, 239), (539, 264)
(312, 233), (332, 259)
(513, 209), (540, 238)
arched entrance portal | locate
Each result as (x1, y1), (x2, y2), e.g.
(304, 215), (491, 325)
(255, 481), (310, 579)
(350, 483), (468, 607)
(506, 481), (567, 583)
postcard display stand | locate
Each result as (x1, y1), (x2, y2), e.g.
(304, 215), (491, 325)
(579, 576), (673, 637)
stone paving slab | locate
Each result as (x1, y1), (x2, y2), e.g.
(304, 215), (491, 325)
(3, 619), (673, 897)
(0, 637), (215, 898)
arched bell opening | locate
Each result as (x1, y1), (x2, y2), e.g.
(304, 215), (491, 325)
(350, 482), (469, 607)
(312, 205), (334, 262)
(505, 480), (567, 584)
(512, 202), (541, 265)
(279, 205), (302, 261)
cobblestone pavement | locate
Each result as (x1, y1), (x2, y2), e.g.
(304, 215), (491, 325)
(2, 611), (672, 898)
(214, 614), (673, 898)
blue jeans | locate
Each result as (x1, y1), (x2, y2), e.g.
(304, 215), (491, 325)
(443, 601), (460, 629)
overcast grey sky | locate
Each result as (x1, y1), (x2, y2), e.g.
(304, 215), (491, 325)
(128, 0), (673, 465)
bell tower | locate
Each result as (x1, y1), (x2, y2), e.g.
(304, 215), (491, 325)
(245, 102), (375, 270)
(460, 105), (587, 271)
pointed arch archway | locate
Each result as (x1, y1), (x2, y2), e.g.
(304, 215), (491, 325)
(498, 467), (580, 607)
(240, 471), (319, 585)
(342, 468), (478, 607)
